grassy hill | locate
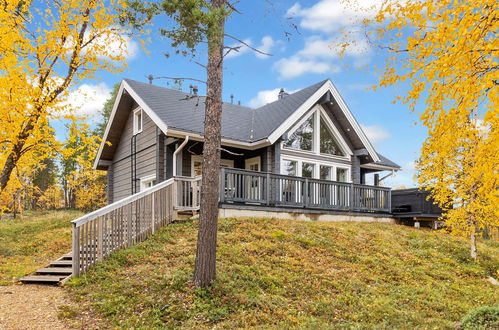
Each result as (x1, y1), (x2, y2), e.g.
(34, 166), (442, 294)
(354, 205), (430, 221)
(0, 210), (82, 285)
(65, 218), (498, 329)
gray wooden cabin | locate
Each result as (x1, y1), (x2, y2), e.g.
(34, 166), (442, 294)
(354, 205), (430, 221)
(94, 78), (400, 213)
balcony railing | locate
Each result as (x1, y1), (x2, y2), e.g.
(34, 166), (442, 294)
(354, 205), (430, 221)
(220, 168), (391, 213)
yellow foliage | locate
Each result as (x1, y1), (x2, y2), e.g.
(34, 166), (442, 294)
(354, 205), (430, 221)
(61, 119), (107, 211)
(0, 0), (128, 201)
(342, 0), (499, 256)
(37, 185), (63, 210)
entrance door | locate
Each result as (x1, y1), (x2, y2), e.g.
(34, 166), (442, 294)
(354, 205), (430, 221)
(244, 157), (261, 201)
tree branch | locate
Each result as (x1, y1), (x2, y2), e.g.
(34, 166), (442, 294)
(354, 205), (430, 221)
(224, 33), (273, 57)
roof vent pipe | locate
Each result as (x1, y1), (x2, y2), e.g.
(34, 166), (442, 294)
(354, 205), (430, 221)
(230, 94), (234, 104)
(278, 88), (289, 99)
(173, 136), (189, 177)
(192, 86), (198, 95)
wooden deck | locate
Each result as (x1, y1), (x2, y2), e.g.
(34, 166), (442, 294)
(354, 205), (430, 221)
(220, 168), (391, 213)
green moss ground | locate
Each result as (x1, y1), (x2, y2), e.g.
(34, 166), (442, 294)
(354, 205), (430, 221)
(65, 217), (499, 329)
(0, 210), (82, 284)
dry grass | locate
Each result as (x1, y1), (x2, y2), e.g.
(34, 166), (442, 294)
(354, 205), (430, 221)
(0, 210), (82, 285)
(65, 217), (499, 328)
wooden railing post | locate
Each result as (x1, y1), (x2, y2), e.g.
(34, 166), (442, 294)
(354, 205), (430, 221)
(151, 193), (156, 234)
(97, 217), (103, 261)
(220, 167), (226, 203)
(349, 183), (354, 211)
(72, 223), (80, 277)
(303, 178), (309, 207)
(266, 173), (271, 205)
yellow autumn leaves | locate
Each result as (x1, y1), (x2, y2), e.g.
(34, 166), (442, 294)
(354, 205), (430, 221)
(345, 0), (499, 256)
(0, 0), (129, 211)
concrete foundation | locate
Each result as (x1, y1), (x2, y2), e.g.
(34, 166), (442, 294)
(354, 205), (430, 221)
(218, 207), (396, 223)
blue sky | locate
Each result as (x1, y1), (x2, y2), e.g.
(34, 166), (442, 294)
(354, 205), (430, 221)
(59, 0), (427, 187)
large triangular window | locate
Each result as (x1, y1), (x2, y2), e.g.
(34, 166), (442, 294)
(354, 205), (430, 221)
(282, 106), (348, 157)
(283, 115), (314, 151)
(320, 115), (344, 156)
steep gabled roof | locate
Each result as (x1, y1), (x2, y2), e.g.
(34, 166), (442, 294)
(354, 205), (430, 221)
(94, 78), (399, 171)
(124, 79), (256, 142)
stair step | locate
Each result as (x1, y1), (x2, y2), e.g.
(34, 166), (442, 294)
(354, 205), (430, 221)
(60, 253), (73, 260)
(35, 268), (72, 275)
(20, 275), (67, 284)
(50, 260), (73, 267)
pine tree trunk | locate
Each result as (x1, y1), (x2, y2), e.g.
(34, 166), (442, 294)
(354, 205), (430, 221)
(193, 0), (226, 288)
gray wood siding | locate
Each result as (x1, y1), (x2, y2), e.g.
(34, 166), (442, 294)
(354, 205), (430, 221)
(110, 108), (159, 202)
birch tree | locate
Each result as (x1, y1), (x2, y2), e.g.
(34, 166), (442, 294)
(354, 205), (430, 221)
(341, 0), (499, 259)
(0, 0), (129, 197)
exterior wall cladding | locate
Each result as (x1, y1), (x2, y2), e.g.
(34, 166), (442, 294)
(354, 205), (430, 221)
(109, 109), (158, 202)
(107, 108), (358, 203)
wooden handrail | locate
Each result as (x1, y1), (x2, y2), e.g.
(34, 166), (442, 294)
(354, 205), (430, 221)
(72, 178), (174, 227)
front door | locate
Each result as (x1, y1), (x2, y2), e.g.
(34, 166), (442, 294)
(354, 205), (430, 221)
(245, 157), (262, 201)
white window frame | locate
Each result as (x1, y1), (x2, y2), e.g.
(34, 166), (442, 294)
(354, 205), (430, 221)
(245, 156), (261, 171)
(191, 155), (234, 177)
(140, 174), (156, 191)
(280, 154), (351, 183)
(133, 107), (143, 135)
(281, 104), (352, 161)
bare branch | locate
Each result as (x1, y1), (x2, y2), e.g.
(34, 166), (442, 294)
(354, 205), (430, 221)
(147, 75), (206, 85)
(224, 33), (273, 57)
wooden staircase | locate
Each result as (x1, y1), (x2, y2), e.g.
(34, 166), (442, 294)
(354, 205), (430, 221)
(20, 253), (73, 285)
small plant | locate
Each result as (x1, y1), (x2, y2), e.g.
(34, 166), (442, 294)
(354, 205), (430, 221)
(461, 306), (499, 330)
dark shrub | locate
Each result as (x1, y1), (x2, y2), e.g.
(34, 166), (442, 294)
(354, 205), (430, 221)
(461, 306), (499, 329)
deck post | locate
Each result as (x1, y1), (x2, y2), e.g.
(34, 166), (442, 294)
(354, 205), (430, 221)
(387, 189), (392, 213)
(266, 173), (271, 205)
(127, 203), (133, 247)
(349, 183), (354, 211)
(173, 178), (178, 209)
(303, 178), (309, 207)
(97, 217), (103, 261)
(151, 193), (155, 234)
(72, 223), (80, 277)
(220, 167), (226, 203)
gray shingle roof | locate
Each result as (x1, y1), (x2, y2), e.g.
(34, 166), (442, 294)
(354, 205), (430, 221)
(124, 78), (326, 142)
(374, 154), (401, 169)
(123, 78), (400, 170)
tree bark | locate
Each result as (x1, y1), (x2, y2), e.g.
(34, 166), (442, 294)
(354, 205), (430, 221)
(470, 225), (478, 260)
(193, 0), (226, 288)
(0, 117), (38, 192)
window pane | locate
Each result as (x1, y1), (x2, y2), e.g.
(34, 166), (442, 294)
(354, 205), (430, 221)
(193, 161), (203, 176)
(302, 162), (315, 178)
(283, 116), (314, 151)
(282, 160), (297, 176)
(320, 165), (332, 180)
(320, 116), (343, 156)
(336, 168), (348, 182)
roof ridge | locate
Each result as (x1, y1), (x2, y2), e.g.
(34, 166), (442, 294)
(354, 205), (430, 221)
(124, 78), (253, 110)
(253, 79), (329, 111)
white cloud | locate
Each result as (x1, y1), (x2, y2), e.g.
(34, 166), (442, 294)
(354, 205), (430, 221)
(226, 36), (275, 60)
(65, 27), (139, 61)
(361, 124), (391, 146)
(255, 36), (275, 59)
(248, 87), (300, 108)
(298, 35), (370, 59)
(274, 56), (340, 80)
(225, 38), (253, 59)
(63, 82), (112, 118)
(287, 0), (384, 33)
(106, 33), (139, 60)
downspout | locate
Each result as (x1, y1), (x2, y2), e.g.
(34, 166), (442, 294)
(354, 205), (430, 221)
(378, 170), (396, 184)
(173, 136), (189, 177)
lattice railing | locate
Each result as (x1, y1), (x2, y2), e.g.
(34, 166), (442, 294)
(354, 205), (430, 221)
(71, 178), (175, 276)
